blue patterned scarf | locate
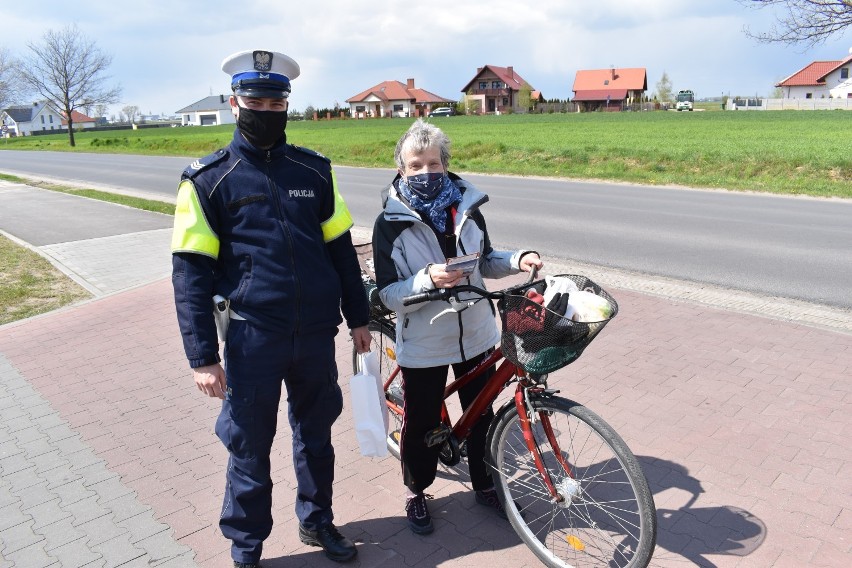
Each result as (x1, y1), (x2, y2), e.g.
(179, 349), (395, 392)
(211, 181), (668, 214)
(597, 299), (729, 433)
(397, 175), (462, 232)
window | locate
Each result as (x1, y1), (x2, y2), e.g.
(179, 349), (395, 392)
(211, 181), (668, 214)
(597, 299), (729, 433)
(492, 81), (501, 89)
(503, 98), (508, 106)
(355, 106), (365, 112)
(41, 116), (45, 124)
(479, 81), (487, 89)
(393, 104), (403, 112)
(841, 67), (849, 79)
(49, 115), (53, 123)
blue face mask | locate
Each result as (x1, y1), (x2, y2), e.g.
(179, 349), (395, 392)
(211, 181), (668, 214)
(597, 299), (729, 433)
(405, 172), (445, 200)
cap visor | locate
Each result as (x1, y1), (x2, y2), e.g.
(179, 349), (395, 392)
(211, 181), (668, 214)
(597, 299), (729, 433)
(233, 86), (290, 98)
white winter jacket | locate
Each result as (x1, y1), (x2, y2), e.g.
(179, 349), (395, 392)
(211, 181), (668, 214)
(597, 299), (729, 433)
(372, 174), (530, 368)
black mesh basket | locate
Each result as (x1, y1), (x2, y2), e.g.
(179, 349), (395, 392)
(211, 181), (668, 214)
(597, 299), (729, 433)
(498, 275), (618, 374)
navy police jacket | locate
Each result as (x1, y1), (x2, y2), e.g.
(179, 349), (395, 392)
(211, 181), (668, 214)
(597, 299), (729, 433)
(171, 129), (369, 368)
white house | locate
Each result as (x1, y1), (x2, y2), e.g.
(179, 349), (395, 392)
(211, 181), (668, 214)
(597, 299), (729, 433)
(776, 50), (852, 100)
(0, 101), (64, 136)
(175, 95), (235, 126)
(345, 78), (454, 119)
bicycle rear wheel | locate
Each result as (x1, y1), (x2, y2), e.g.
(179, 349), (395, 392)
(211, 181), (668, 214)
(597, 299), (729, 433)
(352, 321), (402, 458)
(487, 396), (656, 568)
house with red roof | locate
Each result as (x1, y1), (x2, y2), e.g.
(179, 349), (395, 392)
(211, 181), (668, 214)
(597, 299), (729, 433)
(460, 65), (538, 114)
(572, 67), (647, 112)
(776, 51), (852, 100)
(61, 110), (98, 130)
(345, 79), (455, 119)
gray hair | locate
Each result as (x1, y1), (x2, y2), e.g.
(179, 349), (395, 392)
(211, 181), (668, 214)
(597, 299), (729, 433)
(394, 119), (451, 171)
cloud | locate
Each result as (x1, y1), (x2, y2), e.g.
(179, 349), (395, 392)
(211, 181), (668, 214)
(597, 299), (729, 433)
(2, 0), (850, 115)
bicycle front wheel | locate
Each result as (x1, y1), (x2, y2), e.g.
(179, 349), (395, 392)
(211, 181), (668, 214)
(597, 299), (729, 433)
(352, 320), (403, 458)
(487, 396), (656, 568)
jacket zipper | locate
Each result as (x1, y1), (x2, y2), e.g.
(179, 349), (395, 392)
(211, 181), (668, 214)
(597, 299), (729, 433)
(266, 150), (301, 333)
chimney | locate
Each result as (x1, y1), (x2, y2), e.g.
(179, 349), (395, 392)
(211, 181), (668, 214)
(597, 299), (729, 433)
(611, 67), (616, 80)
(220, 94), (225, 103)
(507, 66), (513, 77)
(407, 78), (415, 89)
(477, 67), (483, 74)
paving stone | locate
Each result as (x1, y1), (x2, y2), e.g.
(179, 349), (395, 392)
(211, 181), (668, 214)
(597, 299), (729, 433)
(3, 544), (58, 567)
(87, 533), (146, 567)
(0, 518), (45, 554)
(46, 536), (101, 566)
(37, 516), (87, 552)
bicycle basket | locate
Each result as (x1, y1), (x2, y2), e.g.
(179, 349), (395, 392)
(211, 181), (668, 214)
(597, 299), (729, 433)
(498, 275), (618, 374)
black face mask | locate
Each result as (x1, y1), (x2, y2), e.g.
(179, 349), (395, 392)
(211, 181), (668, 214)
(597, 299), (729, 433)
(237, 107), (288, 149)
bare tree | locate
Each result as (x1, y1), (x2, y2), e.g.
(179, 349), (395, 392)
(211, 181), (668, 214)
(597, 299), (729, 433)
(122, 105), (139, 123)
(0, 46), (21, 109)
(738, 0), (852, 46)
(94, 103), (109, 119)
(18, 24), (120, 146)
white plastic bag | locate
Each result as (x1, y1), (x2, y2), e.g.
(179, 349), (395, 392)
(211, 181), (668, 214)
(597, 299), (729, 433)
(350, 351), (389, 457)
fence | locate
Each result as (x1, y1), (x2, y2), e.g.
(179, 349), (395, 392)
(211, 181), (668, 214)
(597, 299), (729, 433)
(729, 98), (852, 111)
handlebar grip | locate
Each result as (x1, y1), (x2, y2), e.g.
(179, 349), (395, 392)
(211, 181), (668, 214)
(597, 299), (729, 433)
(526, 265), (538, 283)
(402, 288), (448, 306)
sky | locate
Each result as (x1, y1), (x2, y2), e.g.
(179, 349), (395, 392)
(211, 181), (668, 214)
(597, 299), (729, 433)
(3, 0), (851, 118)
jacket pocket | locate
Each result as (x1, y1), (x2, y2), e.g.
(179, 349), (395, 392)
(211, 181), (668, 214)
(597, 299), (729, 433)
(234, 254), (253, 303)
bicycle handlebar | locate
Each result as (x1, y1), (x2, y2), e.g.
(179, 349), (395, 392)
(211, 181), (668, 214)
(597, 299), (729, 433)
(402, 266), (539, 306)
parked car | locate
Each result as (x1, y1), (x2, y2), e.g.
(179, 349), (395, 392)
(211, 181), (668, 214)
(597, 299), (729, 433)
(428, 107), (455, 117)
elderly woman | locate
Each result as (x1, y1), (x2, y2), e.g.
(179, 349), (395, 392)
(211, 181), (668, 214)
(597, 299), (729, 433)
(372, 119), (543, 534)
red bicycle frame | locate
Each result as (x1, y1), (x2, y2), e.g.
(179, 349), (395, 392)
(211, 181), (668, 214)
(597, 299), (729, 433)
(381, 346), (573, 501)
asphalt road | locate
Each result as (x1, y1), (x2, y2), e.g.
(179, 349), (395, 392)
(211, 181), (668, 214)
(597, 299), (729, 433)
(1, 149), (850, 309)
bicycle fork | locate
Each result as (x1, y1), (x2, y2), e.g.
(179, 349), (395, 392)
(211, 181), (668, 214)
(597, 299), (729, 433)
(514, 385), (575, 503)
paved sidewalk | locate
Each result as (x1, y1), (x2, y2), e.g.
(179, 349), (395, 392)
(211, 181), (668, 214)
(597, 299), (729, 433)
(1, 183), (850, 567)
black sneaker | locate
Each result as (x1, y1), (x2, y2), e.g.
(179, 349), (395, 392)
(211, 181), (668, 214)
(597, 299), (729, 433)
(298, 523), (357, 563)
(405, 493), (434, 534)
(475, 488), (508, 519)
(233, 562), (260, 568)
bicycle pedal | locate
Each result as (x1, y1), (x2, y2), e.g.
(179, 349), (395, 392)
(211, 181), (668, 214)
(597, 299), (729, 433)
(424, 424), (451, 448)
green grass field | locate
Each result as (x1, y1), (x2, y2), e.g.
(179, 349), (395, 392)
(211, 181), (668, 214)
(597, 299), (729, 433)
(3, 111), (850, 198)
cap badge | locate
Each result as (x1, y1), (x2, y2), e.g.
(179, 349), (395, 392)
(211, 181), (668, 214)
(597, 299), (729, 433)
(253, 51), (272, 72)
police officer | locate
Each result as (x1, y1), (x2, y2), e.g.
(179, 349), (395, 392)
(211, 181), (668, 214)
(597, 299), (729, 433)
(171, 49), (371, 567)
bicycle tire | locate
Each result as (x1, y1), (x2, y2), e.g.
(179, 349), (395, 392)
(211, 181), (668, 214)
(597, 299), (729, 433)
(487, 395), (656, 568)
(352, 321), (402, 459)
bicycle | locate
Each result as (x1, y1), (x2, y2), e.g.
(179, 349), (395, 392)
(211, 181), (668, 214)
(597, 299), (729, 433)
(354, 269), (657, 568)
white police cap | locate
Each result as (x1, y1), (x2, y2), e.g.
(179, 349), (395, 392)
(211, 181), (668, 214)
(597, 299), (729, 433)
(221, 49), (301, 99)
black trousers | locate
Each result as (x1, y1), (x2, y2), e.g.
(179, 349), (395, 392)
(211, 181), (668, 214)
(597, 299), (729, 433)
(399, 350), (495, 493)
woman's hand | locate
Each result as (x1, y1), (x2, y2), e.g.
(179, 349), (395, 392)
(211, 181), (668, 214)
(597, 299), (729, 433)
(428, 263), (465, 289)
(519, 253), (544, 273)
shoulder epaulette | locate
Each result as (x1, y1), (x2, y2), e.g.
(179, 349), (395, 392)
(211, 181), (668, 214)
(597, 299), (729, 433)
(182, 148), (229, 179)
(290, 145), (331, 164)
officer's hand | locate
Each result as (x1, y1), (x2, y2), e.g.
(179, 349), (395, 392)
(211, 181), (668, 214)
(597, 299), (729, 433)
(351, 326), (371, 354)
(193, 363), (226, 400)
